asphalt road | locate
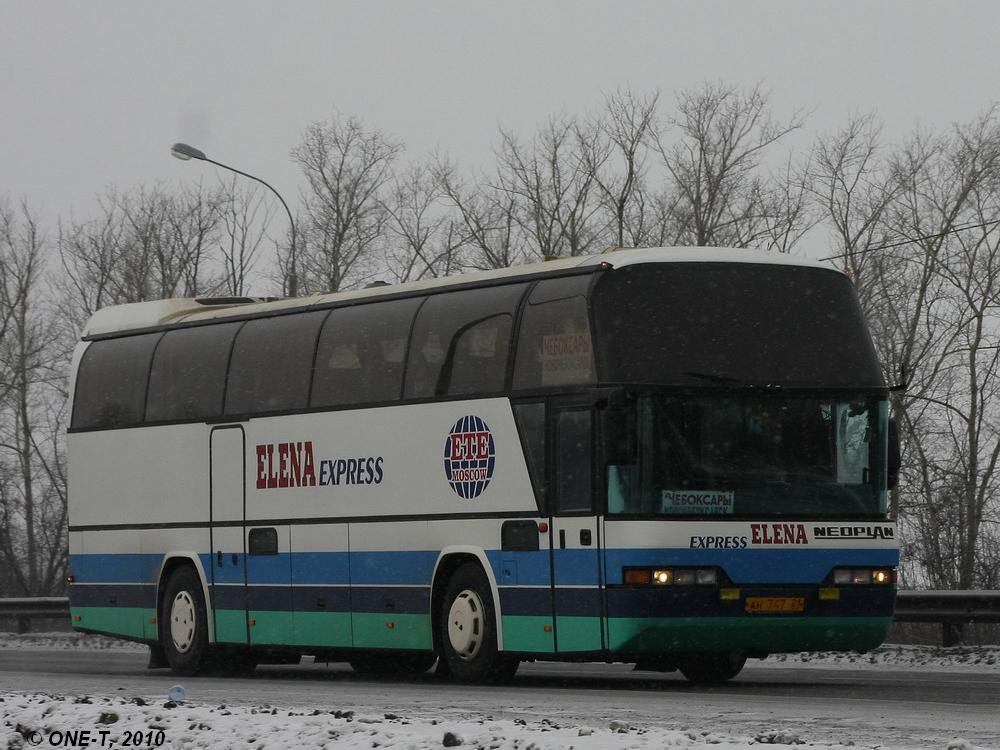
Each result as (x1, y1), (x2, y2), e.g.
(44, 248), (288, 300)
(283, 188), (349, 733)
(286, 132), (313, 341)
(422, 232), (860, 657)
(1, 649), (997, 747)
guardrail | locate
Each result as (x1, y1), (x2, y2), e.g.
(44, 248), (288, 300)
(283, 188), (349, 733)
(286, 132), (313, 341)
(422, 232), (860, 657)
(894, 590), (1000, 624)
(0, 597), (71, 618)
(2, 592), (999, 635)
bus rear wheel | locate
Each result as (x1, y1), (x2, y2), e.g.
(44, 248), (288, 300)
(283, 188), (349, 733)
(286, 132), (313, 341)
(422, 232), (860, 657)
(438, 563), (518, 683)
(160, 567), (210, 676)
(676, 652), (746, 684)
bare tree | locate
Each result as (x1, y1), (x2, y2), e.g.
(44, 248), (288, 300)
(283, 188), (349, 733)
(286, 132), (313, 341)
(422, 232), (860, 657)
(292, 115), (403, 292)
(436, 158), (525, 270)
(381, 162), (462, 282)
(587, 88), (659, 249)
(216, 177), (275, 296)
(0, 201), (67, 597)
(653, 81), (808, 249)
(819, 109), (1000, 609)
(57, 183), (226, 326)
(493, 115), (603, 259)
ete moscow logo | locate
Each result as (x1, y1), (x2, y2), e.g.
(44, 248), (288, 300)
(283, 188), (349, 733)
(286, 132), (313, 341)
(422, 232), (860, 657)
(443, 415), (496, 499)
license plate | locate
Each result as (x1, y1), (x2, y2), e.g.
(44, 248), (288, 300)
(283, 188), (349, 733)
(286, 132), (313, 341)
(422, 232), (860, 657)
(745, 596), (805, 614)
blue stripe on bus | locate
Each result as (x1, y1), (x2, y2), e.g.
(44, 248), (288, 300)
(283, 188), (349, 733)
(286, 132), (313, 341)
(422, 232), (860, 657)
(68, 554), (162, 583)
(349, 551), (438, 585)
(291, 552), (350, 584)
(71, 547), (901, 592)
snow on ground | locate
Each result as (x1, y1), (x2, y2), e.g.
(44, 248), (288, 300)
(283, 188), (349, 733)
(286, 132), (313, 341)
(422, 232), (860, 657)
(1, 690), (991, 750)
(757, 643), (1000, 673)
(0, 632), (145, 652)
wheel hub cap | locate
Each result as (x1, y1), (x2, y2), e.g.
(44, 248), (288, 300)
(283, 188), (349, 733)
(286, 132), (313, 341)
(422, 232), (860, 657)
(447, 589), (484, 661)
(170, 591), (196, 654)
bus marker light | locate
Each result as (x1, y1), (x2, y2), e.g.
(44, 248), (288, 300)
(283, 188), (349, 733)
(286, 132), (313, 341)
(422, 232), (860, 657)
(719, 588), (740, 601)
(696, 569), (718, 585)
(66, 575), (75, 584)
(248, 618), (256, 626)
(543, 624), (552, 633)
(537, 522), (549, 533)
(819, 587), (840, 601)
(673, 569), (696, 585)
(149, 617), (157, 624)
(387, 621), (395, 629)
(624, 569), (652, 585)
(73, 615), (82, 622)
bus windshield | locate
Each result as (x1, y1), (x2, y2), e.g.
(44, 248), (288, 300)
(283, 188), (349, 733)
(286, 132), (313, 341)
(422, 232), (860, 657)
(607, 392), (888, 518)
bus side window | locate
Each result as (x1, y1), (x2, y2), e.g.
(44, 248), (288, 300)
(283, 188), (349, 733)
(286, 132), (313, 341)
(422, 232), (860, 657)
(225, 311), (326, 416)
(555, 409), (593, 513)
(311, 298), (421, 407)
(404, 283), (528, 399)
(146, 322), (240, 422)
(442, 314), (512, 396)
(513, 276), (595, 391)
(72, 333), (161, 430)
(513, 401), (547, 511)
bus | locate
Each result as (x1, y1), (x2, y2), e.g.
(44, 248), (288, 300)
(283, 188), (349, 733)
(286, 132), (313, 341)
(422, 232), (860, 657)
(66, 247), (900, 683)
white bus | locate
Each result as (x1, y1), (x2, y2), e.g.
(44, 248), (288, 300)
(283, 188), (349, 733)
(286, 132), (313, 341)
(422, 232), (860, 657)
(67, 247), (899, 683)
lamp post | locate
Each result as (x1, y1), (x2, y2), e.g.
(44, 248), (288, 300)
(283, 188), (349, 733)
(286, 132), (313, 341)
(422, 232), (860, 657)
(170, 142), (298, 297)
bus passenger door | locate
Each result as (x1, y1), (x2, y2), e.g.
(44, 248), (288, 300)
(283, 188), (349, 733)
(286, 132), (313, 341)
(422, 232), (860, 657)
(550, 405), (604, 653)
(209, 426), (248, 644)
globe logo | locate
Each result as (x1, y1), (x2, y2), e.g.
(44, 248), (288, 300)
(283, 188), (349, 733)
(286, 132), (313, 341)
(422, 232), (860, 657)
(444, 415), (496, 499)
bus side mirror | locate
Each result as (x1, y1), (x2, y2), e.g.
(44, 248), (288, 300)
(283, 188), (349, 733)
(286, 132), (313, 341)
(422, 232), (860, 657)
(887, 417), (900, 490)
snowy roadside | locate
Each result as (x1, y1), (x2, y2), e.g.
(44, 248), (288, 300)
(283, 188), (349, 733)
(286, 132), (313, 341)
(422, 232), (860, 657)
(2, 632), (997, 673)
(1, 690), (991, 750)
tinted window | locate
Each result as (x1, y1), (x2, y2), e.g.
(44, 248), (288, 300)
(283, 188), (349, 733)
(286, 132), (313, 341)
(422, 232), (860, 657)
(404, 283), (528, 398)
(555, 409), (592, 512)
(514, 275), (595, 390)
(311, 298), (420, 407)
(146, 323), (240, 421)
(72, 333), (160, 430)
(592, 264), (884, 388)
(225, 312), (326, 415)
(513, 401), (547, 509)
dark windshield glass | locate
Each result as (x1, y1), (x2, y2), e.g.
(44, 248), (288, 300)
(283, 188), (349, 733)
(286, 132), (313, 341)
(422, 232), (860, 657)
(607, 392), (887, 518)
(592, 263), (883, 388)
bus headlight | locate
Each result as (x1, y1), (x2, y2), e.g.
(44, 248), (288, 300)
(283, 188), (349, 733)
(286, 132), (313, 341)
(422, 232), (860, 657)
(623, 567), (721, 586)
(832, 568), (895, 585)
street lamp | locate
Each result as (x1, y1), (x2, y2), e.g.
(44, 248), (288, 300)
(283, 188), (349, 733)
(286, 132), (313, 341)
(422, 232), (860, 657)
(169, 142), (298, 297)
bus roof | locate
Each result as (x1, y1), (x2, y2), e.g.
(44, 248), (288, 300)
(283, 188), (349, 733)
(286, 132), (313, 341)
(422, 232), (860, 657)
(81, 246), (840, 338)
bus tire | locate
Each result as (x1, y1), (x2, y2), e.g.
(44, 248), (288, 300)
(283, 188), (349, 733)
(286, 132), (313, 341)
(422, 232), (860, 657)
(438, 563), (518, 684)
(676, 652), (746, 684)
(349, 652), (436, 677)
(160, 567), (210, 676)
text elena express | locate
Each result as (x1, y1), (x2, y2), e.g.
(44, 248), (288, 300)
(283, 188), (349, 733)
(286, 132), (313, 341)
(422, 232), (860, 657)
(255, 441), (384, 489)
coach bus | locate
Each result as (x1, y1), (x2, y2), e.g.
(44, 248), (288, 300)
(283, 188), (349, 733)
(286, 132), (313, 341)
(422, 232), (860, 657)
(66, 247), (900, 683)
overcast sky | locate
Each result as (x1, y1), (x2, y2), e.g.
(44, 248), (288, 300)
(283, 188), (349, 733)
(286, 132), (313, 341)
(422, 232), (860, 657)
(3, 1), (999, 238)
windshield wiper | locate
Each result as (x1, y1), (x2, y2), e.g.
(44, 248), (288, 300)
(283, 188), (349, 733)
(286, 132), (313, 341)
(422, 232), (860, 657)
(682, 371), (744, 386)
(681, 371), (788, 389)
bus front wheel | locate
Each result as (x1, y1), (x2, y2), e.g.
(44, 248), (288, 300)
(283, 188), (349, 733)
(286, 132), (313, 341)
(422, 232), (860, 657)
(676, 652), (746, 684)
(438, 563), (518, 683)
(160, 567), (210, 676)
